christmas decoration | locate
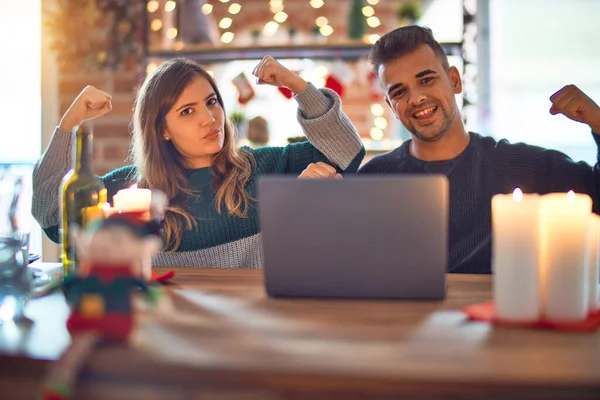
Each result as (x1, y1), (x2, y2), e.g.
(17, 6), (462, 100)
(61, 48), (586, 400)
(324, 61), (355, 98)
(278, 87), (294, 99)
(64, 211), (163, 340)
(325, 75), (344, 97)
(40, 210), (166, 400)
(232, 72), (256, 105)
(44, 0), (143, 72)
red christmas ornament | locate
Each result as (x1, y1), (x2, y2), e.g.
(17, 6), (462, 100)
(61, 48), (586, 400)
(325, 74), (344, 97)
(278, 86), (293, 99)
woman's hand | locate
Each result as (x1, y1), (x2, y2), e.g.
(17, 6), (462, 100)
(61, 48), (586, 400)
(59, 85), (113, 131)
(252, 56), (308, 94)
(298, 162), (342, 179)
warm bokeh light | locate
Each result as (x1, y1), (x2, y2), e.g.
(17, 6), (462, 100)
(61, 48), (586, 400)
(228, 3), (241, 14)
(270, 4), (284, 13)
(219, 17), (233, 29)
(310, 0), (324, 9)
(370, 127), (384, 141)
(366, 16), (381, 28)
(274, 12), (288, 23)
(150, 19), (163, 31)
(166, 28), (178, 39)
(319, 25), (334, 36)
(147, 0), (159, 13)
(361, 6), (375, 17)
(371, 104), (384, 116)
(164, 1), (177, 12)
(220, 32), (235, 43)
(202, 4), (213, 14)
(315, 16), (328, 27)
(263, 21), (279, 36)
(374, 117), (388, 129)
(368, 34), (381, 44)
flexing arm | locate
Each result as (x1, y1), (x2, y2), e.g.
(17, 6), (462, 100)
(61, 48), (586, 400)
(252, 56), (364, 174)
(32, 86), (113, 231)
(501, 85), (600, 212)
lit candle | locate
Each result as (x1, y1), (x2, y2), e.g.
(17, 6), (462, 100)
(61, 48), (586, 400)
(540, 190), (590, 321)
(492, 188), (541, 322)
(101, 202), (118, 218)
(588, 214), (600, 313)
(112, 184), (152, 213)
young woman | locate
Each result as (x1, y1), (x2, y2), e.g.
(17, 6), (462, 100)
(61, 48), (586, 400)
(32, 56), (365, 267)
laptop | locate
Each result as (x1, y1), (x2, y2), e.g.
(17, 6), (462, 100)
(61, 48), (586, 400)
(257, 175), (448, 300)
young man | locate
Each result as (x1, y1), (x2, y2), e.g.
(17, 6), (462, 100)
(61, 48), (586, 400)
(355, 25), (600, 274)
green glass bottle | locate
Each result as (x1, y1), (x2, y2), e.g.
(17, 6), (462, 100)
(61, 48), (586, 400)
(60, 125), (107, 276)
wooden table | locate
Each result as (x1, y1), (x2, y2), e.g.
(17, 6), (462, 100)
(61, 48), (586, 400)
(1, 265), (599, 399)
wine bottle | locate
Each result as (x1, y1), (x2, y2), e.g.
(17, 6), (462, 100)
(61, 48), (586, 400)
(60, 125), (107, 276)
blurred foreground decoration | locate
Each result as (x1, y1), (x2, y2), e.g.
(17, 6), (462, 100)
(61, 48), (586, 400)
(44, 0), (144, 72)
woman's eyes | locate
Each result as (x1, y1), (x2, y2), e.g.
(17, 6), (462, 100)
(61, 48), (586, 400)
(179, 98), (217, 116)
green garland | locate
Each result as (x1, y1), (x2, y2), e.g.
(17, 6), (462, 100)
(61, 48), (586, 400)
(44, 0), (143, 71)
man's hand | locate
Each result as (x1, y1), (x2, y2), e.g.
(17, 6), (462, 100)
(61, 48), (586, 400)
(252, 56), (308, 94)
(298, 162), (342, 179)
(550, 85), (600, 133)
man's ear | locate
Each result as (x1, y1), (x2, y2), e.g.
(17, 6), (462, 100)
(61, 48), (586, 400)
(448, 66), (463, 94)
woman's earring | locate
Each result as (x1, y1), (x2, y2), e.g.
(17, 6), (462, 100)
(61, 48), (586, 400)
(164, 135), (170, 141)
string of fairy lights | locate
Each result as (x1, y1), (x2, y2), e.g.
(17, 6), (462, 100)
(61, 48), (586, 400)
(146, 0), (384, 45)
(146, 0), (390, 141)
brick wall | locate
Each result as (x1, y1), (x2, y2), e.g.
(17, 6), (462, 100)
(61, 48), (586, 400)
(56, 0), (411, 175)
(58, 71), (140, 175)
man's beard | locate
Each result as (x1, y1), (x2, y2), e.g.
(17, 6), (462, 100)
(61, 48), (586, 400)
(406, 104), (457, 142)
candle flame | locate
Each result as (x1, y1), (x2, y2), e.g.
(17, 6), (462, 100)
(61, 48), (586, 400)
(130, 183), (138, 190)
(567, 190), (575, 201)
(513, 187), (523, 203)
(102, 202), (111, 210)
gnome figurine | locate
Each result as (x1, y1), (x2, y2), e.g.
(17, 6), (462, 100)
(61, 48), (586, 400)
(62, 212), (163, 341)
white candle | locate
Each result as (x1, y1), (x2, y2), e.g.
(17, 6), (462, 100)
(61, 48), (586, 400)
(540, 191), (590, 321)
(588, 214), (600, 313)
(492, 188), (541, 322)
(112, 184), (152, 213)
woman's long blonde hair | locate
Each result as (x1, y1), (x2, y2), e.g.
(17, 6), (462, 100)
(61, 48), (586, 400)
(130, 58), (255, 251)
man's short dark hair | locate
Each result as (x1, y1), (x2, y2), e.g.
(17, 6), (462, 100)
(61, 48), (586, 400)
(369, 25), (450, 75)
